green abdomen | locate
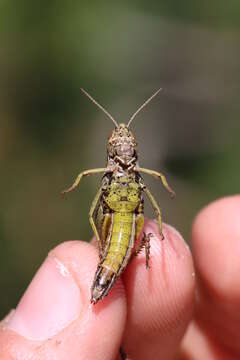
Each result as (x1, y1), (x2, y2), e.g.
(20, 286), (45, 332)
(102, 212), (133, 273)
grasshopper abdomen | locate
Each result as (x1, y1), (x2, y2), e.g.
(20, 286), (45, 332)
(91, 178), (139, 303)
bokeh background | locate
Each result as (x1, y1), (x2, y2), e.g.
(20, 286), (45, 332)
(0, 1), (240, 318)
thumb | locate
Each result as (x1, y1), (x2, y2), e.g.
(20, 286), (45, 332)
(0, 241), (127, 360)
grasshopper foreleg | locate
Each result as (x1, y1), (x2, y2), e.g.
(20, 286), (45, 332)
(136, 167), (175, 198)
(61, 168), (108, 194)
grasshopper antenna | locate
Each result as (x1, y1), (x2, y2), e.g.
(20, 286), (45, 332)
(127, 88), (162, 128)
(81, 88), (119, 128)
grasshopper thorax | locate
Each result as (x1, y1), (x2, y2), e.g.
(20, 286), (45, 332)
(107, 123), (137, 168)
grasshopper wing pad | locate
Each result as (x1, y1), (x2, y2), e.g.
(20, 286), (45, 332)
(93, 200), (112, 254)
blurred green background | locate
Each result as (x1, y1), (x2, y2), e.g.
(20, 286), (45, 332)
(0, 1), (240, 318)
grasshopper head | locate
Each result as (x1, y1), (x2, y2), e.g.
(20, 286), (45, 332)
(80, 88), (161, 168)
(107, 123), (137, 166)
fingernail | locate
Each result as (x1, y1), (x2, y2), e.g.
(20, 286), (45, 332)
(7, 256), (82, 340)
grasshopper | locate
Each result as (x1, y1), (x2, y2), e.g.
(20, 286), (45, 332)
(62, 88), (175, 305)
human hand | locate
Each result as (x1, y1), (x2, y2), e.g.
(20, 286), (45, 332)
(0, 196), (239, 359)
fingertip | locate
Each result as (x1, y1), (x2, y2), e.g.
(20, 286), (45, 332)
(122, 220), (195, 359)
(192, 195), (240, 299)
(2, 240), (127, 360)
(192, 194), (240, 239)
(131, 220), (195, 322)
(191, 195), (240, 353)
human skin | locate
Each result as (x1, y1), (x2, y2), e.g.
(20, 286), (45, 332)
(0, 195), (240, 359)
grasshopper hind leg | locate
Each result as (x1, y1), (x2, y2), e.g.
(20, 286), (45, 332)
(132, 213), (152, 268)
(134, 232), (152, 269)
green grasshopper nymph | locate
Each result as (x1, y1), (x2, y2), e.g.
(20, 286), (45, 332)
(62, 88), (175, 305)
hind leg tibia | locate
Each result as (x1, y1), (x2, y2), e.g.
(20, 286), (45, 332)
(134, 232), (152, 269)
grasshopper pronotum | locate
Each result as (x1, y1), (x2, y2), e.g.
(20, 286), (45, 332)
(62, 88), (175, 358)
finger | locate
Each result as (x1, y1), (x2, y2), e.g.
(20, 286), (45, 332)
(183, 195), (240, 357)
(122, 220), (195, 360)
(0, 241), (127, 360)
